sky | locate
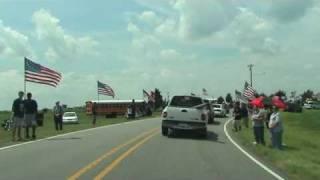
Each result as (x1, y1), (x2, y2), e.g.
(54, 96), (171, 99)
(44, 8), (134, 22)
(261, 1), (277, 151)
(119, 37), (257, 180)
(0, 0), (320, 110)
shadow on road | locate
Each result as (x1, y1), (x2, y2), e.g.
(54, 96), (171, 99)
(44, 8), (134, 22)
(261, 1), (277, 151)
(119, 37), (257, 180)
(208, 121), (221, 126)
(168, 130), (225, 144)
(47, 137), (82, 141)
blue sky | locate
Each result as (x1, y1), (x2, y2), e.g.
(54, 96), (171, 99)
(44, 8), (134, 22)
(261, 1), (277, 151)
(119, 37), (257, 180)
(1, 0), (320, 109)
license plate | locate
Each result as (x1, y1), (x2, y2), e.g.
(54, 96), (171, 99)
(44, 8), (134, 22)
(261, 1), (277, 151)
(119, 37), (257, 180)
(178, 123), (191, 129)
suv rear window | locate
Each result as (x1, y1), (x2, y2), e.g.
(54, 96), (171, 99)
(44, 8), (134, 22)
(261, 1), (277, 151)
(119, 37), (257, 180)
(169, 96), (203, 108)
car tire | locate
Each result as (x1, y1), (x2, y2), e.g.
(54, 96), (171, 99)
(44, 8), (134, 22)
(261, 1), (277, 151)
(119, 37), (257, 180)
(162, 126), (168, 136)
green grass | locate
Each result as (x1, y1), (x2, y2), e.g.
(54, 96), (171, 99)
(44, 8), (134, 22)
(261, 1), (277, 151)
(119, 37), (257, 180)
(0, 109), (160, 148)
(228, 110), (320, 180)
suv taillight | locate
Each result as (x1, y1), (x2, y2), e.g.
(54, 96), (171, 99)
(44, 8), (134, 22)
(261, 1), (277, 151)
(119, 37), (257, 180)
(201, 113), (206, 121)
(163, 112), (168, 118)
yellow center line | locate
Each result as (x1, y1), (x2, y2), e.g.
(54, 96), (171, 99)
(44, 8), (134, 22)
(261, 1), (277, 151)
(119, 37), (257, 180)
(68, 127), (159, 180)
(94, 130), (160, 180)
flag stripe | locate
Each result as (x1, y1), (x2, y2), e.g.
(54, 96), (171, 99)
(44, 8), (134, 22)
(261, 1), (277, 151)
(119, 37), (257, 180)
(25, 78), (57, 87)
(26, 76), (58, 86)
(26, 71), (61, 83)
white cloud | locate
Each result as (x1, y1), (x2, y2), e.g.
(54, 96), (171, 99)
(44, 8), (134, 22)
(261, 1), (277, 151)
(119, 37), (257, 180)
(173, 0), (238, 40)
(0, 20), (34, 59)
(32, 9), (99, 62)
(226, 8), (280, 55)
(127, 22), (141, 34)
(138, 11), (162, 26)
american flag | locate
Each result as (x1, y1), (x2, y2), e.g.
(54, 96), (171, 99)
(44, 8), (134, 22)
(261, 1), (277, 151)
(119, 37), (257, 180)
(25, 57), (62, 87)
(235, 89), (248, 103)
(98, 81), (115, 98)
(243, 81), (256, 100)
(202, 88), (208, 96)
(149, 91), (155, 102)
(143, 89), (151, 99)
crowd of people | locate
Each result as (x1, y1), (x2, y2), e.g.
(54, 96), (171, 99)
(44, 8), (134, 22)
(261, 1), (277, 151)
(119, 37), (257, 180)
(232, 101), (284, 150)
(11, 91), (65, 141)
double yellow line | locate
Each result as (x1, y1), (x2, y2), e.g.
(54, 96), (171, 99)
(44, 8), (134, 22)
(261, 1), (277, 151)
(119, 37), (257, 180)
(68, 128), (159, 180)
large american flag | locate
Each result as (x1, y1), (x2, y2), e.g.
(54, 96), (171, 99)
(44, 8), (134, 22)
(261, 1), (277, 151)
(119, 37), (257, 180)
(143, 89), (155, 102)
(243, 81), (256, 100)
(98, 81), (115, 98)
(202, 88), (208, 96)
(25, 57), (62, 87)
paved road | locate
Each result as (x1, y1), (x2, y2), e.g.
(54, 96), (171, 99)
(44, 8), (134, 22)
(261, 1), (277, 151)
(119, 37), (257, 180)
(0, 117), (278, 180)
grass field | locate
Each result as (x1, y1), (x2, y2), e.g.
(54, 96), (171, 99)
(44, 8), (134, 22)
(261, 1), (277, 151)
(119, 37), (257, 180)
(229, 110), (320, 180)
(0, 109), (160, 148)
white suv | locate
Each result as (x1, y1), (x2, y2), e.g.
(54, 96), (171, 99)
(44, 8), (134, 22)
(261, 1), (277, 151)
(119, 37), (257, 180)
(213, 104), (226, 117)
(161, 95), (208, 138)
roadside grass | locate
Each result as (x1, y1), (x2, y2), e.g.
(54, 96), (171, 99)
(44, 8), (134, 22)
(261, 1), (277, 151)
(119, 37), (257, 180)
(228, 110), (320, 180)
(0, 109), (160, 148)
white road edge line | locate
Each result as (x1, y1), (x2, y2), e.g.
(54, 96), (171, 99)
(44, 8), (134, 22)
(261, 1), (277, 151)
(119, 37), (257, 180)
(0, 117), (158, 151)
(224, 118), (285, 180)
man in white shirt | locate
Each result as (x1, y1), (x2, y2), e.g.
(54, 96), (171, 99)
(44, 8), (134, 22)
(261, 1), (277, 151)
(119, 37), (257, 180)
(269, 106), (284, 150)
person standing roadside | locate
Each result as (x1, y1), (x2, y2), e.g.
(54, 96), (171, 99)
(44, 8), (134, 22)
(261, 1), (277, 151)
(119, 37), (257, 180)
(241, 103), (249, 128)
(53, 101), (64, 131)
(131, 99), (136, 119)
(251, 106), (266, 145)
(92, 102), (97, 127)
(233, 102), (242, 132)
(11, 91), (25, 141)
(24, 93), (38, 140)
(269, 106), (284, 150)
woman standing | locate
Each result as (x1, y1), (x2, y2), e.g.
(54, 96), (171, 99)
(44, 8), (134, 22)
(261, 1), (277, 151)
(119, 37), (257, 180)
(269, 106), (284, 150)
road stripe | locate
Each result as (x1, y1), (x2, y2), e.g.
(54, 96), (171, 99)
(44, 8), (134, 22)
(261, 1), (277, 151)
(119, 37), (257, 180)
(94, 130), (160, 180)
(224, 118), (285, 180)
(67, 127), (159, 180)
(0, 117), (158, 151)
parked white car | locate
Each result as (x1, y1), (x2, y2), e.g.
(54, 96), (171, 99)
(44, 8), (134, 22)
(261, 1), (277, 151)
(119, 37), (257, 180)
(62, 112), (79, 124)
(303, 101), (313, 109)
(161, 95), (208, 138)
(213, 104), (226, 117)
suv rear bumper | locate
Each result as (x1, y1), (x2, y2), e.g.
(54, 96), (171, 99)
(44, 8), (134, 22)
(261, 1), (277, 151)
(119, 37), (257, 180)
(162, 120), (206, 131)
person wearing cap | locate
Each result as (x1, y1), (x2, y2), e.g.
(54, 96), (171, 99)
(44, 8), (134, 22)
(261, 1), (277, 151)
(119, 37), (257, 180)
(11, 91), (25, 141)
(53, 101), (64, 131)
(269, 106), (284, 150)
(24, 92), (38, 139)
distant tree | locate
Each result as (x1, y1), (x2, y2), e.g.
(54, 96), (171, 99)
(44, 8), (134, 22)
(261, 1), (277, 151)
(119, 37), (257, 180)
(217, 96), (224, 104)
(275, 90), (286, 98)
(259, 93), (267, 97)
(154, 88), (164, 110)
(301, 89), (314, 102)
(225, 93), (233, 104)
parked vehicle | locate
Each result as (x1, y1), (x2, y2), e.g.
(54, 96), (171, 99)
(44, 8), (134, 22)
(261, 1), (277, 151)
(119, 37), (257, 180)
(312, 102), (320, 109)
(162, 95), (208, 138)
(213, 104), (226, 117)
(62, 112), (79, 124)
(303, 101), (313, 109)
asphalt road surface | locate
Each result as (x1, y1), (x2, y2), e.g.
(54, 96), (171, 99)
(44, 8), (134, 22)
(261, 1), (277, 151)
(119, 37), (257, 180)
(0, 116), (279, 180)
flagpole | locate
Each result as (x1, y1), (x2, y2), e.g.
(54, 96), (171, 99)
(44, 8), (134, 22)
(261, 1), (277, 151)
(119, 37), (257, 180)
(97, 81), (99, 102)
(24, 57), (26, 97)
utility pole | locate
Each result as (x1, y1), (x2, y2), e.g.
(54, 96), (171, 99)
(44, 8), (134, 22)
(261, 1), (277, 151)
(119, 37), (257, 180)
(248, 64), (254, 87)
